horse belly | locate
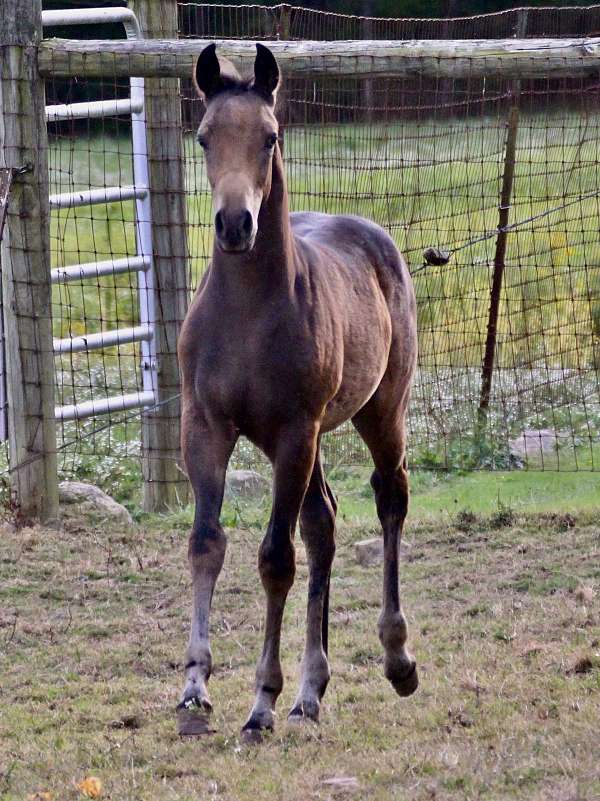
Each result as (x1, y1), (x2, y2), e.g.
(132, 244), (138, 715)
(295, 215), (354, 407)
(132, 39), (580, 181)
(321, 347), (388, 433)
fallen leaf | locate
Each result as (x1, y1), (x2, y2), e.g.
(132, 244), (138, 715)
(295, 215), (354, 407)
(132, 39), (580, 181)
(28, 793), (53, 801)
(77, 777), (102, 799)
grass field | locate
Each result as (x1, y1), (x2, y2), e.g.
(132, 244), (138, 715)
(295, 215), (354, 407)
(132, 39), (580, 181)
(1, 472), (599, 801)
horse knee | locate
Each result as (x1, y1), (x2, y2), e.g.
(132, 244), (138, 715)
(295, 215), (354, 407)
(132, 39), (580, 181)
(258, 536), (295, 591)
(188, 522), (227, 573)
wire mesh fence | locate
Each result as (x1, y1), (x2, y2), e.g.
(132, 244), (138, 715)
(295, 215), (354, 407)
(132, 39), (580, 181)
(182, 4), (600, 472)
(2, 3), (600, 507)
(178, 3), (600, 41)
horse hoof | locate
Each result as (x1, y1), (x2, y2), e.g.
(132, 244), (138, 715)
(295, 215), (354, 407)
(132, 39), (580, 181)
(176, 707), (215, 736)
(240, 720), (273, 745)
(387, 660), (419, 697)
(287, 701), (320, 724)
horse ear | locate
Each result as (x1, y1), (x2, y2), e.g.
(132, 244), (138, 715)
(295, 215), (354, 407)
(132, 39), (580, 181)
(194, 43), (223, 101)
(253, 43), (280, 103)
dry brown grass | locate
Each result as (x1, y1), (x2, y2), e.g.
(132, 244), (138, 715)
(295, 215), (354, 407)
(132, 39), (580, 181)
(1, 503), (599, 801)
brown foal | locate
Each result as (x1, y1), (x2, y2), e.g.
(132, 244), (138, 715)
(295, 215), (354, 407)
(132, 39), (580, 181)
(177, 43), (418, 738)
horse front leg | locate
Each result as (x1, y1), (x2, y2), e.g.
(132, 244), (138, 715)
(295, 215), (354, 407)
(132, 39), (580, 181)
(178, 411), (238, 726)
(241, 421), (318, 741)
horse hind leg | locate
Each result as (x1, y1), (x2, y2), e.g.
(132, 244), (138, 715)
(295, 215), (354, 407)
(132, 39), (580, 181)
(353, 403), (418, 698)
(289, 447), (336, 723)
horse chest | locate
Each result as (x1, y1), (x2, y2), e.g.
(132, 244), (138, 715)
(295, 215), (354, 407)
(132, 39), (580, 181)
(194, 320), (314, 423)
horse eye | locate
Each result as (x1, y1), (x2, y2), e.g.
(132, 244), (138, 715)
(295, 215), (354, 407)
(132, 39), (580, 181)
(265, 133), (278, 149)
(197, 135), (209, 151)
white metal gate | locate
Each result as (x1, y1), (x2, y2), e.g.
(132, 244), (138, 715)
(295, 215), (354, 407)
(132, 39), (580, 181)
(42, 7), (157, 422)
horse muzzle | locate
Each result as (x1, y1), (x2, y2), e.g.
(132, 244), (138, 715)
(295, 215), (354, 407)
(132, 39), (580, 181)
(214, 208), (256, 253)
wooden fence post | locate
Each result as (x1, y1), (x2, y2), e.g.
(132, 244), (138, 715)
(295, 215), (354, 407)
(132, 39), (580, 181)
(130, 0), (190, 512)
(478, 9), (528, 426)
(0, 0), (59, 521)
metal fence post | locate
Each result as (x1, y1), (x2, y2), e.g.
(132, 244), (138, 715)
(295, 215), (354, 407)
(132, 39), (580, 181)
(130, 0), (190, 512)
(478, 10), (528, 426)
(0, 0), (59, 521)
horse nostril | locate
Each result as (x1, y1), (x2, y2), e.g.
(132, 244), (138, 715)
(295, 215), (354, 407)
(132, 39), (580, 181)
(242, 211), (253, 236)
(215, 211), (224, 236)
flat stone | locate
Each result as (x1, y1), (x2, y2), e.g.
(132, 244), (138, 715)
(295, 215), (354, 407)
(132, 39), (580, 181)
(355, 537), (411, 567)
(510, 428), (559, 457)
(59, 481), (132, 527)
(225, 469), (269, 499)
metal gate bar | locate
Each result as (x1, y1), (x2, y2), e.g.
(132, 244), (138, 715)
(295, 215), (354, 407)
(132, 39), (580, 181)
(51, 256), (150, 284)
(42, 6), (157, 423)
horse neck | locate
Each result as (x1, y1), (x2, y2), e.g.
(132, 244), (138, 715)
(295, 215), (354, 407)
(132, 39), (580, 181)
(211, 144), (296, 301)
(256, 144), (294, 269)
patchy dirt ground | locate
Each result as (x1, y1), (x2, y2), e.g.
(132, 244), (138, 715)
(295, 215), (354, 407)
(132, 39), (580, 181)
(1, 505), (599, 801)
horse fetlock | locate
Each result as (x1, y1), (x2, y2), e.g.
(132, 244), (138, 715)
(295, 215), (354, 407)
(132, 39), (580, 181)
(304, 651), (330, 694)
(180, 645), (213, 711)
(255, 664), (284, 700)
(378, 611), (408, 651)
(185, 644), (212, 679)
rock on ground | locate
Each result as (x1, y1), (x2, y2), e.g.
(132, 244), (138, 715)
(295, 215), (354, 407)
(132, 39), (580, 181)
(510, 428), (559, 458)
(59, 481), (133, 527)
(355, 536), (411, 567)
(225, 469), (270, 499)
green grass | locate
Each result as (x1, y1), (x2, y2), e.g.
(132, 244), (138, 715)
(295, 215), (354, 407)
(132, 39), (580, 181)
(328, 465), (600, 522)
(1, 475), (599, 801)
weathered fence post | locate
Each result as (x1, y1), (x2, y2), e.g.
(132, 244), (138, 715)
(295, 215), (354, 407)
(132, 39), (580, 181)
(277, 4), (291, 151)
(0, 0), (59, 521)
(478, 10), (528, 425)
(361, 3), (375, 122)
(130, 0), (190, 512)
